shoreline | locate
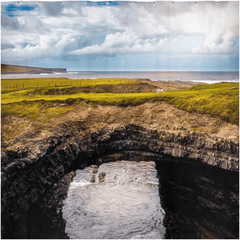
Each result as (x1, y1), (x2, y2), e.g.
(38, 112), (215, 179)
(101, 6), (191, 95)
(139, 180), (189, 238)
(1, 71), (239, 84)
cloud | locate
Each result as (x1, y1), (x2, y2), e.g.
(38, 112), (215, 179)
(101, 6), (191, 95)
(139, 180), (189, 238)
(163, 1), (239, 54)
(2, 33), (81, 60)
(1, 12), (21, 30)
(71, 31), (167, 55)
(1, 1), (239, 64)
(192, 30), (238, 54)
(41, 2), (63, 16)
(1, 42), (15, 50)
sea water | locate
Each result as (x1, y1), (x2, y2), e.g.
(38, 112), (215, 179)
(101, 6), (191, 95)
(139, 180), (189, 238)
(2, 71), (239, 84)
(62, 161), (165, 239)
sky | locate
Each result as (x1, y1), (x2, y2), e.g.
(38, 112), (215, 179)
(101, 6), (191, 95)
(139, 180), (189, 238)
(1, 1), (239, 71)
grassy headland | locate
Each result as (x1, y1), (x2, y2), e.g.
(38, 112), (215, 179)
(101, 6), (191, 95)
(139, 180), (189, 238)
(1, 64), (66, 74)
(1, 78), (239, 141)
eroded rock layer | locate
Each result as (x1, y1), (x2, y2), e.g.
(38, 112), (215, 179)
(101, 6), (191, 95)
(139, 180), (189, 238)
(1, 122), (239, 238)
(156, 160), (239, 239)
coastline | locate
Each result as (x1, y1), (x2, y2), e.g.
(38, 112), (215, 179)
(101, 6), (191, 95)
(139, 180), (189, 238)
(1, 114), (239, 238)
(2, 0), (239, 237)
(1, 70), (239, 84)
(1, 64), (66, 75)
(1, 76), (239, 239)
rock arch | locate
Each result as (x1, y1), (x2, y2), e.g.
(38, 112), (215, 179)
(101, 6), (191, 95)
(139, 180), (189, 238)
(1, 123), (239, 238)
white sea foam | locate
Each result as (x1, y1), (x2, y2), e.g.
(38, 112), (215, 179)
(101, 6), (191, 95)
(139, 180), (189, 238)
(166, 79), (239, 84)
(197, 80), (239, 84)
(69, 180), (91, 188)
(63, 161), (165, 239)
(146, 181), (158, 185)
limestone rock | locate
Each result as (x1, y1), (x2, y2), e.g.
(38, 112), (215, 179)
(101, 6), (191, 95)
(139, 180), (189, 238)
(1, 122), (238, 239)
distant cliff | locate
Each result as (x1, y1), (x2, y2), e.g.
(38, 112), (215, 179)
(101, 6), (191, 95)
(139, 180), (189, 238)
(1, 64), (66, 74)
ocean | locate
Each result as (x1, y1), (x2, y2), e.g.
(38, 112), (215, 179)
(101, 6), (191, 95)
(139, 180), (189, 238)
(1, 71), (239, 84)
(62, 161), (165, 239)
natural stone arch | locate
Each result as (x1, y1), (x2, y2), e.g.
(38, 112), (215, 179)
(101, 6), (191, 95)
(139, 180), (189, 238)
(1, 123), (239, 238)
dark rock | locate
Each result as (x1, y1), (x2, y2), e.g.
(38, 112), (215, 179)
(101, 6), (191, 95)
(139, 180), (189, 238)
(156, 160), (239, 239)
(1, 122), (239, 239)
(90, 175), (96, 183)
(98, 172), (106, 183)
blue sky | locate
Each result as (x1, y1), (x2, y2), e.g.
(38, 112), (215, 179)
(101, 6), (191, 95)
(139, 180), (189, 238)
(1, 1), (239, 71)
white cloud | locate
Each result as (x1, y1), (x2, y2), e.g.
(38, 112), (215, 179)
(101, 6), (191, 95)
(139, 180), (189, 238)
(71, 31), (167, 55)
(62, 8), (78, 16)
(166, 2), (239, 54)
(1, 33), (77, 60)
(1, 1), (239, 62)
(192, 29), (237, 54)
(81, 6), (120, 25)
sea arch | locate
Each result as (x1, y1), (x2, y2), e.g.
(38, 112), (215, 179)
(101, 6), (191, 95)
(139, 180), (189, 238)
(1, 123), (239, 238)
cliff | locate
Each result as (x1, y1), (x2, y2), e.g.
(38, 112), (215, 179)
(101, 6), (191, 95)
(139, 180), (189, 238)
(1, 120), (239, 238)
(1, 64), (66, 74)
(1, 88), (239, 238)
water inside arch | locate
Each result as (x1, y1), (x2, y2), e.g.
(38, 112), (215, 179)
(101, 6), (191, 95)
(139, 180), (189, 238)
(62, 160), (166, 239)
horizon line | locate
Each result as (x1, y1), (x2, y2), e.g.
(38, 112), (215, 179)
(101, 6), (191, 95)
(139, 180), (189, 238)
(1, 63), (239, 72)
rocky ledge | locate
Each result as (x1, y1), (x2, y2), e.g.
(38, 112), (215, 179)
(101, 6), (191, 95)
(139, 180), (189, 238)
(1, 122), (239, 238)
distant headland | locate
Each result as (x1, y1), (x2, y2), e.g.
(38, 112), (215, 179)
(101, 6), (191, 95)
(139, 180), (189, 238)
(1, 64), (66, 75)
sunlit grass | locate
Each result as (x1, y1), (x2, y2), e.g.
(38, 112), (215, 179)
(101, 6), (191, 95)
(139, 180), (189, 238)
(1, 78), (137, 91)
(1, 81), (239, 125)
(1, 91), (158, 104)
(1, 101), (74, 123)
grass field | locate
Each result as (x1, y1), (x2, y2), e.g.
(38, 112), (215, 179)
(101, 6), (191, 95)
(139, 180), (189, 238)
(1, 78), (239, 125)
(1, 78), (137, 90)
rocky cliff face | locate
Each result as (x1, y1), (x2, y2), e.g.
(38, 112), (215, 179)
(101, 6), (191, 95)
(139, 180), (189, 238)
(1, 64), (66, 74)
(156, 160), (239, 239)
(1, 122), (239, 238)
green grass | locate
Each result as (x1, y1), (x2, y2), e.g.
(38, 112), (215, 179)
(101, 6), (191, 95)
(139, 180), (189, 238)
(1, 91), (158, 104)
(1, 101), (74, 123)
(1, 103), (73, 141)
(42, 106), (74, 123)
(1, 81), (239, 125)
(92, 102), (98, 108)
(1, 78), (137, 91)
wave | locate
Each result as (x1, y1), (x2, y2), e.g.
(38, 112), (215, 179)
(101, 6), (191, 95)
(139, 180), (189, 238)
(68, 71), (82, 74)
(70, 180), (91, 188)
(2, 71), (239, 83)
(53, 72), (64, 75)
(39, 73), (51, 76)
(189, 79), (239, 84)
